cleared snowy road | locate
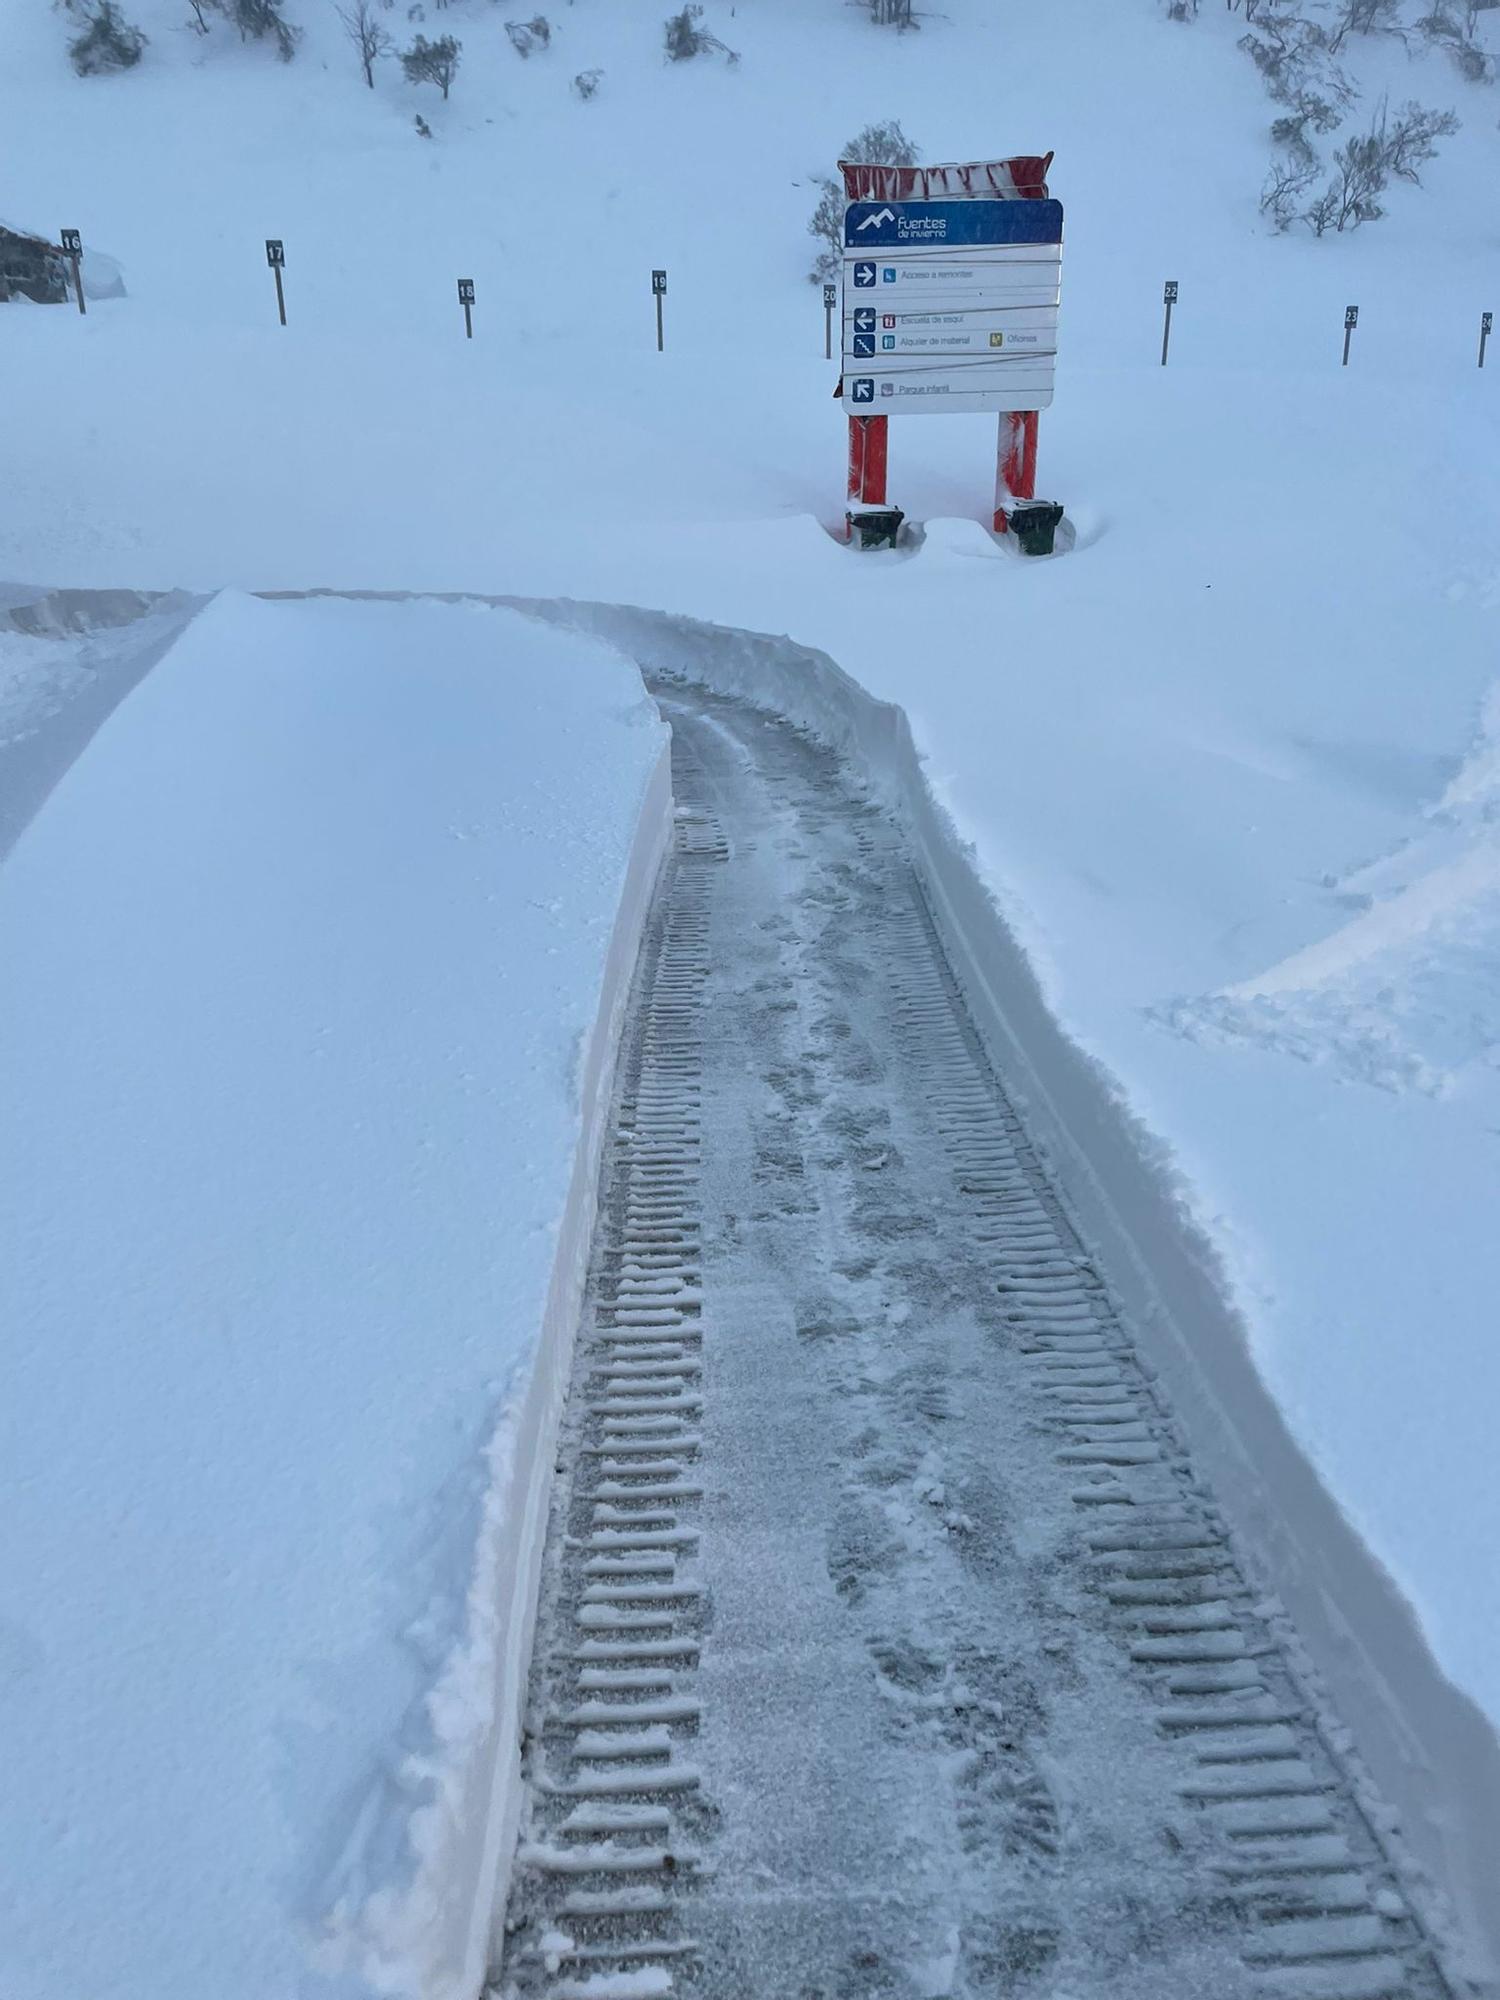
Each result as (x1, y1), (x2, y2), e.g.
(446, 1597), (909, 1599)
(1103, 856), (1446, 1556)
(494, 688), (1454, 2000)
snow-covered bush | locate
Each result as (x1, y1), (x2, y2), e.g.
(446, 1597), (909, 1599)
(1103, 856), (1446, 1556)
(401, 30), (460, 96)
(663, 5), (736, 64)
(505, 15), (550, 56)
(806, 119), (920, 283)
(225, 0), (300, 58)
(69, 0), (147, 72)
(572, 65), (602, 98)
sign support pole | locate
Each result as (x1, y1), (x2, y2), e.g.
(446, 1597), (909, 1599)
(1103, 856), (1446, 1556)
(1480, 311), (1492, 370)
(823, 283), (836, 361)
(60, 230), (86, 315)
(652, 270), (667, 353)
(266, 240), (287, 326)
(994, 410), (1038, 534)
(847, 415), (889, 526)
(1342, 305), (1358, 367)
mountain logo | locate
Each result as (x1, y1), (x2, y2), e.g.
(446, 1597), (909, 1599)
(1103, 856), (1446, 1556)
(856, 207), (897, 232)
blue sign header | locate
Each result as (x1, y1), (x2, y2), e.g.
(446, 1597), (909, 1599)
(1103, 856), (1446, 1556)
(844, 199), (1064, 250)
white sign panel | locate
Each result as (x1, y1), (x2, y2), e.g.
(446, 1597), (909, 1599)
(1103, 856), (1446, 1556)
(842, 200), (1063, 415)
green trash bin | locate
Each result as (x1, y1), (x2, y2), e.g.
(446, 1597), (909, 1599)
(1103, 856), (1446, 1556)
(1009, 500), (1064, 557)
(846, 506), (905, 551)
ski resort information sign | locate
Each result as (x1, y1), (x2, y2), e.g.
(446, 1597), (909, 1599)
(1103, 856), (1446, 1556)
(842, 198), (1064, 415)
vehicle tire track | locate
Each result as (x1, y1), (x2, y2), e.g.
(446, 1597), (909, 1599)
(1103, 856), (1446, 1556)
(492, 686), (1458, 2000)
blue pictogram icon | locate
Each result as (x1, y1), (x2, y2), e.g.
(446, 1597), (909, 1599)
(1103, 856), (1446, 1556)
(882, 268), (897, 283)
(881, 334), (896, 350)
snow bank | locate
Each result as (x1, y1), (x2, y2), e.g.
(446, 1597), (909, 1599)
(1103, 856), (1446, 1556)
(0, 591), (670, 2000)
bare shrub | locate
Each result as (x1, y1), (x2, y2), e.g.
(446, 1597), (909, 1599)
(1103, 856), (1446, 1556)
(1238, 0), (1352, 107)
(1302, 97), (1460, 233)
(663, 4), (737, 62)
(505, 14), (550, 55)
(1325, 0), (1404, 52)
(806, 119), (921, 282)
(225, 0), (299, 57)
(862, 0), (918, 27)
(1271, 87), (1345, 162)
(1415, 3), (1496, 81)
(338, 0), (392, 84)
(1260, 151), (1320, 226)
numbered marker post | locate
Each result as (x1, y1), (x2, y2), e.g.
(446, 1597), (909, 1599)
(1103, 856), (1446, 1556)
(458, 277), (475, 340)
(1161, 280), (1178, 367)
(1480, 311), (1492, 370)
(651, 268), (667, 353)
(1342, 304), (1358, 368)
(266, 238), (286, 327)
(823, 281), (837, 362)
(60, 229), (85, 316)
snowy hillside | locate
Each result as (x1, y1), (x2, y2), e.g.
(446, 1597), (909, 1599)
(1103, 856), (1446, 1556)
(4, 0), (1500, 1995)
(4, 0), (1498, 581)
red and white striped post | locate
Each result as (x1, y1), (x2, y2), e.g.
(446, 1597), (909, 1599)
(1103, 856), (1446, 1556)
(993, 409), (1038, 534)
(847, 413), (889, 519)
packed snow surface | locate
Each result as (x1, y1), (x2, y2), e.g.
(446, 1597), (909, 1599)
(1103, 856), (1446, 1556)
(0, 592), (668, 2000)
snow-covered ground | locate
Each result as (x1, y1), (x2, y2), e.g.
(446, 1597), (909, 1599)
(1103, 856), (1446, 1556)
(5, 0), (1500, 1989)
(0, 592), (669, 2000)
